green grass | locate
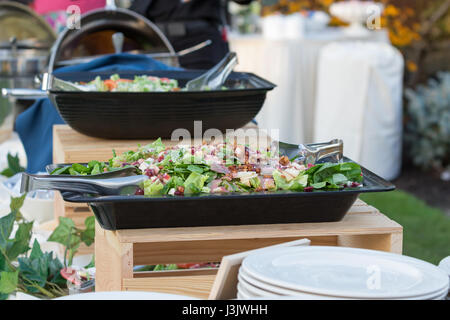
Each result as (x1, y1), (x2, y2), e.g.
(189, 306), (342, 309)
(360, 190), (450, 265)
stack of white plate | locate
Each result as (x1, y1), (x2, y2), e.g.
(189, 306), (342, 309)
(237, 246), (449, 300)
(438, 256), (450, 300)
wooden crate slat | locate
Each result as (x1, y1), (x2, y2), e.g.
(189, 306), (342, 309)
(122, 275), (216, 299)
(116, 211), (402, 244)
(132, 236), (337, 266)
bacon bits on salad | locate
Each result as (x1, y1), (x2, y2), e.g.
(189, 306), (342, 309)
(101, 138), (363, 196)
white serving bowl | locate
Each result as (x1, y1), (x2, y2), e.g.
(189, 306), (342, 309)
(330, 1), (384, 36)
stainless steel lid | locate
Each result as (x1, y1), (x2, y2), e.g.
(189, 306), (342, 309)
(49, 0), (178, 71)
(0, 1), (56, 50)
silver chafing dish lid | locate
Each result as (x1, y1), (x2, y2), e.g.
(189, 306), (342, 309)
(0, 1), (56, 50)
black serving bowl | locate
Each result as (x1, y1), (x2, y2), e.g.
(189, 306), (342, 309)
(48, 70), (276, 139)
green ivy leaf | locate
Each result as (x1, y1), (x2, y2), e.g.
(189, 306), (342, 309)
(10, 194), (26, 213)
(29, 239), (43, 260)
(48, 217), (77, 246)
(7, 221), (33, 261)
(0, 270), (18, 294)
(7, 153), (25, 175)
(0, 211), (16, 249)
(0, 168), (14, 178)
(22, 241), (66, 289)
(18, 257), (46, 293)
(80, 216), (95, 247)
(48, 257), (65, 286)
(84, 216), (95, 230)
(67, 243), (80, 267)
(32, 257), (49, 283)
(0, 153), (25, 178)
(0, 253), (5, 271)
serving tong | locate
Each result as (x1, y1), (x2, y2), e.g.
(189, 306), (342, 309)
(278, 139), (344, 165)
(20, 174), (148, 196)
(1, 72), (92, 99)
(185, 51), (238, 91)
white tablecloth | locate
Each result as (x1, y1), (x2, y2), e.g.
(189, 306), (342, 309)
(229, 28), (389, 144)
(314, 42), (404, 180)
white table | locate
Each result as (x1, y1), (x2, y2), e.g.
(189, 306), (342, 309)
(229, 28), (389, 144)
(313, 41), (404, 180)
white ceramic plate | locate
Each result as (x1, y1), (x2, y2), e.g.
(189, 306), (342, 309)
(54, 291), (199, 300)
(237, 282), (257, 298)
(236, 290), (249, 300)
(239, 267), (447, 300)
(439, 257), (450, 277)
(239, 269), (349, 300)
(239, 275), (269, 297)
(432, 289), (450, 300)
(242, 246), (449, 299)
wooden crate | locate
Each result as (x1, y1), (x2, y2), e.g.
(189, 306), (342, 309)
(95, 199), (403, 299)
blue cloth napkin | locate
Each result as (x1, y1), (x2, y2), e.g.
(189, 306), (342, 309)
(15, 53), (180, 173)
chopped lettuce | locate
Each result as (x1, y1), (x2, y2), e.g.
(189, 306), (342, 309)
(249, 177), (261, 189)
(50, 161), (114, 176)
(161, 176), (184, 195)
(143, 179), (164, 196)
(139, 138), (166, 156)
(273, 170), (308, 191)
(83, 74), (180, 92)
(183, 172), (209, 194)
(93, 76), (108, 91)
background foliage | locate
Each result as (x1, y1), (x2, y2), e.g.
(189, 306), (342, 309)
(261, 0), (450, 86)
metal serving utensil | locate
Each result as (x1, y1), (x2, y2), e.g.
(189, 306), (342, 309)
(112, 32), (124, 54)
(278, 139), (344, 165)
(45, 164), (137, 178)
(1, 72), (93, 99)
(45, 73), (95, 91)
(185, 51), (238, 91)
(21, 174), (148, 196)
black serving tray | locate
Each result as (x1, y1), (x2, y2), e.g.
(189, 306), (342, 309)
(51, 160), (395, 230)
(48, 70), (275, 139)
